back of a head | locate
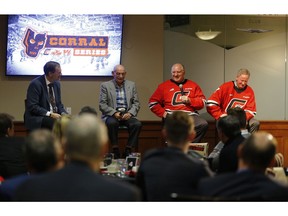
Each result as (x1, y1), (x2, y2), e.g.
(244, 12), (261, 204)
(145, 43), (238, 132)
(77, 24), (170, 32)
(65, 114), (107, 162)
(52, 115), (72, 140)
(164, 111), (195, 146)
(240, 131), (276, 171)
(0, 113), (14, 137)
(227, 107), (247, 129)
(25, 129), (59, 173)
(78, 106), (98, 116)
(217, 115), (241, 138)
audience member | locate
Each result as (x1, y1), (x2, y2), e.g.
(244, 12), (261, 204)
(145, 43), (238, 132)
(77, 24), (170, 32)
(208, 107), (250, 172)
(227, 107), (251, 138)
(149, 63), (208, 143)
(52, 115), (72, 144)
(99, 64), (142, 158)
(15, 114), (141, 201)
(136, 111), (213, 201)
(206, 68), (260, 133)
(24, 61), (68, 131)
(0, 129), (64, 200)
(198, 131), (288, 201)
(0, 113), (27, 179)
(79, 106), (98, 116)
(52, 115), (72, 164)
(217, 115), (245, 174)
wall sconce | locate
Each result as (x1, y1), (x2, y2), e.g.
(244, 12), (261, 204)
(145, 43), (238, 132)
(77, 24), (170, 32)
(195, 30), (221, 40)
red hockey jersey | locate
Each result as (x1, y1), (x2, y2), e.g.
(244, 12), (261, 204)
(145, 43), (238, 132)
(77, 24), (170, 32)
(206, 81), (257, 120)
(149, 79), (206, 118)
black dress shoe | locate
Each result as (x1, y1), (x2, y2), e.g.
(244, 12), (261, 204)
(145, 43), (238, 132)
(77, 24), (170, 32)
(112, 147), (120, 159)
(123, 147), (132, 158)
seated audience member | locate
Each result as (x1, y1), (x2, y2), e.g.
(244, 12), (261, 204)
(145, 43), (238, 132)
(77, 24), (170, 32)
(99, 64), (142, 159)
(24, 61), (68, 131)
(198, 131), (288, 201)
(217, 115), (245, 174)
(52, 115), (72, 164)
(227, 107), (250, 138)
(0, 113), (27, 179)
(52, 115), (72, 141)
(208, 107), (250, 172)
(0, 129), (64, 201)
(136, 111), (213, 201)
(15, 114), (141, 201)
(79, 106), (98, 116)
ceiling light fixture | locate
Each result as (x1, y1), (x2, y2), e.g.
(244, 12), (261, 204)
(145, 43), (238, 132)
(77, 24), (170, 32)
(236, 28), (273, 33)
(195, 30), (221, 40)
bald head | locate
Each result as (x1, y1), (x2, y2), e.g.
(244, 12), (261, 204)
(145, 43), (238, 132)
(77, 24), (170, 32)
(240, 131), (277, 171)
(113, 64), (125, 72)
(171, 63), (185, 83)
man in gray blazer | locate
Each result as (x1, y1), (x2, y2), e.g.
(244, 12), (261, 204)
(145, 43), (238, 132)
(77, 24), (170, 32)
(24, 61), (67, 131)
(99, 64), (142, 158)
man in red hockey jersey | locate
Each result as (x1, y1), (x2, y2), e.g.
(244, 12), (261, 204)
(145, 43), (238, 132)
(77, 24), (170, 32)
(149, 63), (208, 143)
(206, 68), (260, 133)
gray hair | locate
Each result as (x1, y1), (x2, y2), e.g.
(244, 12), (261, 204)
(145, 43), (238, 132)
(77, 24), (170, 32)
(65, 114), (108, 162)
(237, 68), (250, 77)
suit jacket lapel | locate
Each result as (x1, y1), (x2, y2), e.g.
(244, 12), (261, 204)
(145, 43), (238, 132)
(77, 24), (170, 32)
(109, 81), (117, 108)
(40, 75), (50, 105)
(125, 83), (131, 107)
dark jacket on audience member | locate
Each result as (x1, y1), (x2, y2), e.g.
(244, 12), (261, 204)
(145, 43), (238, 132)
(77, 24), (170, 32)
(136, 147), (213, 201)
(198, 169), (288, 201)
(0, 174), (31, 201)
(218, 133), (245, 174)
(0, 136), (27, 179)
(14, 161), (141, 201)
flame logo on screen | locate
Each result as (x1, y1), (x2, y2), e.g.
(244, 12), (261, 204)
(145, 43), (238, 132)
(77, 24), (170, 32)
(23, 28), (47, 58)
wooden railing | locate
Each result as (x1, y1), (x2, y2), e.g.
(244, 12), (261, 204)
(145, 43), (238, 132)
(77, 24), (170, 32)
(14, 120), (288, 167)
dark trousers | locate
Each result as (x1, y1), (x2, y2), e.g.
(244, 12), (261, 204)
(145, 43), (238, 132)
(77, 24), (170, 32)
(41, 116), (55, 130)
(105, 117), (142, 149)
(192, 115), (209, 143)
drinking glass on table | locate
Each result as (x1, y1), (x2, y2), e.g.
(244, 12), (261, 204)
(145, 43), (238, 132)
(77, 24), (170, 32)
(117, 159), (128, 178)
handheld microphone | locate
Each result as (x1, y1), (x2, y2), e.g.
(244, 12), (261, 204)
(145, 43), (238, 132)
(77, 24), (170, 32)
(179, 84), (184, 95)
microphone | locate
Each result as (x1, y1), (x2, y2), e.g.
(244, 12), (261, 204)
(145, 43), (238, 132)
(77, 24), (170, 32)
(179, 84), (184, 95)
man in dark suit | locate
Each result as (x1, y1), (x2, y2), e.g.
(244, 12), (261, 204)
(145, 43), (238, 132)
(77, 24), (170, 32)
(0, 113), (27, 179)
(99, 64), (142, 158)
(15, 113), (141, 201)
(136, 111), (213, 201)
(198, 131), (288, 201)
(24, 61), (67, 131)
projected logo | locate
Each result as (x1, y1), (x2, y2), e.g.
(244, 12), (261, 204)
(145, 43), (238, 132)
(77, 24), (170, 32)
(22, 28), (109, 59)
(23, 28), (47, 58)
